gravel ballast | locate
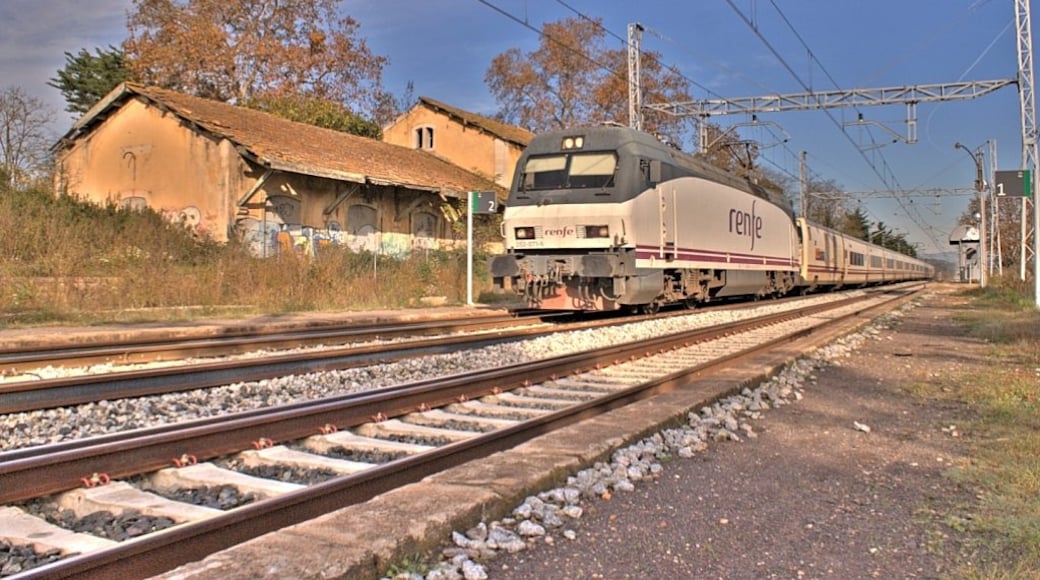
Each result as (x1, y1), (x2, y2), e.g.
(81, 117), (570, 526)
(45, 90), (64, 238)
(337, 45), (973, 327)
(0, 294), (854, 451)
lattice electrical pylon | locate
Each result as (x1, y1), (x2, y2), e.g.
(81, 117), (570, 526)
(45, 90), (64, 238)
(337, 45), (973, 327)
(1014, 0), (1039, 305)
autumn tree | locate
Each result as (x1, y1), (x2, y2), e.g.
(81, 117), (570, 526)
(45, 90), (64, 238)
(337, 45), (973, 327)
(485, 16), (692, 144)
(988, 196), (1031, 273)
(125, 0), (389, 117)
(48, 46), (131, 116)
(0, 87), (54, 187)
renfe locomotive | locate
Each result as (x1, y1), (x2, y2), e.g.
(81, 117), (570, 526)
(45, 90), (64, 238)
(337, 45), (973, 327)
(489, 124), (933, 312)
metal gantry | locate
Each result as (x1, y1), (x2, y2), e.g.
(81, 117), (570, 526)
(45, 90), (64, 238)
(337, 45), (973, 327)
(643, 79), (1017, 148)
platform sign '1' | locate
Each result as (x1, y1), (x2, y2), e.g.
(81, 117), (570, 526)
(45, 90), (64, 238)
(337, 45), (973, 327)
(994, 170), (1033, 198)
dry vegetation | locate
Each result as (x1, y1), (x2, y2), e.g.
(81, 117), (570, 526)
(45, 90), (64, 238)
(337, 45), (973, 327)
(940, 281), (1040, 577)
(0, 184), (503, 326)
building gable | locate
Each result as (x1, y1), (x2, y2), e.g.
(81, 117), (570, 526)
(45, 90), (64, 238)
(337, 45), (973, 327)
(382, 96), (533, 188)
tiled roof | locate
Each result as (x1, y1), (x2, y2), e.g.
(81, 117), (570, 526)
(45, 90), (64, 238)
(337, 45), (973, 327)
(417, 96), (534, 147)
(59, 83), (505, 198)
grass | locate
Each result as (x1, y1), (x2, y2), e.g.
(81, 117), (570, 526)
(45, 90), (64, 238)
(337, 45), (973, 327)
(930, 280), (1040, 578)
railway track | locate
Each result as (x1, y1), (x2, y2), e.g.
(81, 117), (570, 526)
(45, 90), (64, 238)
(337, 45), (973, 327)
(0, 286), (922, 579)
(0, 294), (826, 415)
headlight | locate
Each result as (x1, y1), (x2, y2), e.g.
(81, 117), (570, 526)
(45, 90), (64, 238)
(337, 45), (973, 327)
(514, 227), (536, 239)
(583, 225), (609, 238)
(561, 135), (585, 150)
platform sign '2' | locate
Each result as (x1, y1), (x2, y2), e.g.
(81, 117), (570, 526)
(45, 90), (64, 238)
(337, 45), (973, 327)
(471, 192), (498, 214)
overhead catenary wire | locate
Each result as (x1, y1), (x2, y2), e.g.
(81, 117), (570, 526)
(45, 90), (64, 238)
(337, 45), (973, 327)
(724, 0), (946, 250)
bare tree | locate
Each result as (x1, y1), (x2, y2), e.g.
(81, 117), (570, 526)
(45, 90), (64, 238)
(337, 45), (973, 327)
(0, 86), (53, 187)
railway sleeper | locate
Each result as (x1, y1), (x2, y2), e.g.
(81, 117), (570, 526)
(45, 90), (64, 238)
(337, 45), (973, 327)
(301, 430), (435, 456)
(514, 384), (606, 400)
(353, 419), (477, 444)
(235, 445), (374, 476)
(145, 463), (303, 500)
(0, 505), (117, 556)
(611, 359), (706, 373)
(480, 391), (575, 410)
(445, 400), (553, 420)
(55, 481), (221, 523)
(593, 367), (674, 381)
(545, 376), (634, 391)
(401, 408), (519, 432)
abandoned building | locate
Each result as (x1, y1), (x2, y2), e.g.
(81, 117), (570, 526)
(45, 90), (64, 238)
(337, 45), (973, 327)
(53, 83), (506, 257)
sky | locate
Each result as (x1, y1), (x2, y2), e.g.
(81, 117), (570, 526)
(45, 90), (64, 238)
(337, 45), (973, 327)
(0, 0), (1031, 257)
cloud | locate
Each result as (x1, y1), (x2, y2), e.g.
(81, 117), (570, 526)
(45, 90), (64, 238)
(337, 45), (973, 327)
(0, 0), (130, 127)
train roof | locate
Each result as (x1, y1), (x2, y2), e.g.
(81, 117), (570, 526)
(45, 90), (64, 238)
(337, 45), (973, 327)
(524, 125), (791, 213)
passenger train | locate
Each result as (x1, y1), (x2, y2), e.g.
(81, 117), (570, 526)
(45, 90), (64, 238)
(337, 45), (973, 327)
(489, 124), (933, 312)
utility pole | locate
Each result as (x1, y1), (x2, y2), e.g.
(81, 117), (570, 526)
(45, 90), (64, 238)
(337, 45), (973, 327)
(799, 151), (808, 218)
(955, 142), (987, 288)
(627, 23), (643, 131)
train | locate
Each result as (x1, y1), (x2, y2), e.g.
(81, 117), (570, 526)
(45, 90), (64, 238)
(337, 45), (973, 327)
(488, 124), (933, 312)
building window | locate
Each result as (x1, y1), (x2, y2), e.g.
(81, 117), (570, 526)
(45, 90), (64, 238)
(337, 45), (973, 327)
(347, 204), (378, 235)
(413, 211), (437, 238)
(414, 126), (435, 150)
(412, 210), (438, 249)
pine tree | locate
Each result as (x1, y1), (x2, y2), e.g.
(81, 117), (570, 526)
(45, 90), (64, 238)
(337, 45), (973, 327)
(48, 46), (131, 115)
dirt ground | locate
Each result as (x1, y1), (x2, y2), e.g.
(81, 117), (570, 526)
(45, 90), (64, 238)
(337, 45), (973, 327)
(487, 289), (985, 579)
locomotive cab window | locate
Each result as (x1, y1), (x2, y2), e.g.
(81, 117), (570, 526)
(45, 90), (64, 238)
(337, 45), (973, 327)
(522, 152), (617, 191)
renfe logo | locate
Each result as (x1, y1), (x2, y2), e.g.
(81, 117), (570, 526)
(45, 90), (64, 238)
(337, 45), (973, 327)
(543, 226), (575, 238)
(729, 200), (763, 250)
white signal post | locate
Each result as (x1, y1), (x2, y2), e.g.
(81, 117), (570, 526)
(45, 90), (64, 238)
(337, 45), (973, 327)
(467, 191), (498, 306)
(467, 191), (474, 305)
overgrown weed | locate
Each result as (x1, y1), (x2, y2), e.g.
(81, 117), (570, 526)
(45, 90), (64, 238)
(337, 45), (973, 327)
(0, 183), (499, 326)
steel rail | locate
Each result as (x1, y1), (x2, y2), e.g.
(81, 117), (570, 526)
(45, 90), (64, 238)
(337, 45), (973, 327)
(13, 287), (922, 580)
(0, 311), (555, 372)
(0, 309), (667, 414)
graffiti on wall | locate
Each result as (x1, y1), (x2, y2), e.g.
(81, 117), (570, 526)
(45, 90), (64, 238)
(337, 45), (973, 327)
(121, 195), (209, 237)
(233, 220), (443, 258)
(160, 205), (206, 236)
(233, 201), (446, 258)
